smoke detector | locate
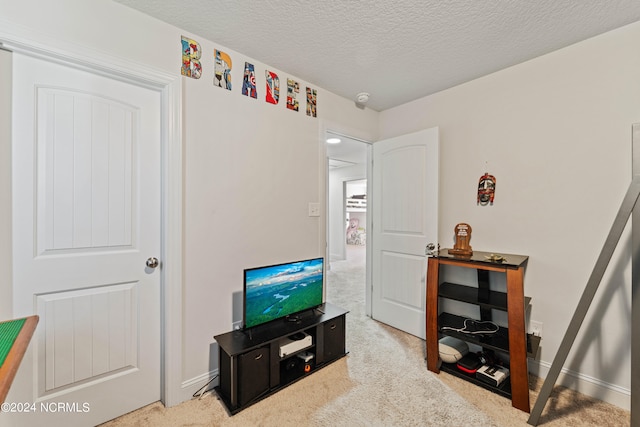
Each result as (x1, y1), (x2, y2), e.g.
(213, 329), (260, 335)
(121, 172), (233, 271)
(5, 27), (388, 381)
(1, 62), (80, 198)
(356, 92), (370, 104)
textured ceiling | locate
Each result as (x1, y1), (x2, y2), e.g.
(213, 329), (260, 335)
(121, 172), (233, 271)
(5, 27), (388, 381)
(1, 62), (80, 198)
(115, 0), (640, 111)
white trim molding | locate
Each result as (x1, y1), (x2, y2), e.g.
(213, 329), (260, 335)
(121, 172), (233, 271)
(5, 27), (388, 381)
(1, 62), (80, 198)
(180, 370), (220, 402)
(529, 359), (631, 411)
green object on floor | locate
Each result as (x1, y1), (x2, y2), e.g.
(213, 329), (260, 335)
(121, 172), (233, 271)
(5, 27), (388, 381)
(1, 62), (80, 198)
(0, 318), (26, 367)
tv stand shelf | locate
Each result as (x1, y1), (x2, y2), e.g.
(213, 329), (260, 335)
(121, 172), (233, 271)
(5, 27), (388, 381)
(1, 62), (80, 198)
(426, 249), (539, 413)
(214, 302), (348, 414)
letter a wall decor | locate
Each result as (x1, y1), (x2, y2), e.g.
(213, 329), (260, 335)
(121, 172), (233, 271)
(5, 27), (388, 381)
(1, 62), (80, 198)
(214, 49), (233, 90)
(181, 36), (202, 79)
(242, 62), (257, 98)
(265, 70), (280, 104)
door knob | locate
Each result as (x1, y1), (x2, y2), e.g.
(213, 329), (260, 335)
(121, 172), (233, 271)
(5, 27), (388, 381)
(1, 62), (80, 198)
(146, 257), (159, 268)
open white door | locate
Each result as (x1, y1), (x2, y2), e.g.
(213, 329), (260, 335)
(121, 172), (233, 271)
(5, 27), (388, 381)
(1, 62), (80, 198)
(7, 53), (161, 426)
(371, 127), (439, 339)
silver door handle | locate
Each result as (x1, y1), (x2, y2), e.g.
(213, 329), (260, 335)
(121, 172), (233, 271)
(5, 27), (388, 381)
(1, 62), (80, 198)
(146, 257), (159, 268)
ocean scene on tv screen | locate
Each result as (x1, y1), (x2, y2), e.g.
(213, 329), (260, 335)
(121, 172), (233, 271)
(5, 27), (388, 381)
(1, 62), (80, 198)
(245, 258), (323, 329)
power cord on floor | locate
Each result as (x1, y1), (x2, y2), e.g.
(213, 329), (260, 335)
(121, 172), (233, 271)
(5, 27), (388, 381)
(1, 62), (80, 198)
(192, 374), (219, 400)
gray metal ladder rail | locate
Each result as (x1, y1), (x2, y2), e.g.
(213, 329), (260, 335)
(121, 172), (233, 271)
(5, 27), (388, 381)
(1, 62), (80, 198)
(528, 175), (640, 426)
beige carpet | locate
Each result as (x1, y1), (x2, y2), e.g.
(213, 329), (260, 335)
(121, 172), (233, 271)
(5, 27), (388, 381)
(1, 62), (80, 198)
(102, 245), (630, 426)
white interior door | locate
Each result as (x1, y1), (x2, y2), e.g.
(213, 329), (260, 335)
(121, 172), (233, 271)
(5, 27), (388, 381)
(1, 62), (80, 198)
(371, 127), (439, 339)
(8, 53), (161, 426)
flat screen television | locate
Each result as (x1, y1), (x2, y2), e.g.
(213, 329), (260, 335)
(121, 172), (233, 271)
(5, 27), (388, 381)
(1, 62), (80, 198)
(243, 257), (324, 330)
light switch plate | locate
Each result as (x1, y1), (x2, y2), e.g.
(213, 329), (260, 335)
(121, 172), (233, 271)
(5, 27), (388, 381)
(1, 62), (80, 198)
(308, 202), (320, 217)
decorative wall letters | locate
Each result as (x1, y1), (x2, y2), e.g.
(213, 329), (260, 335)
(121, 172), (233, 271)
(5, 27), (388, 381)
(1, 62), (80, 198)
(242, 62), (257, 98)
(306, 87), (317, 117)
(181, 36), (202, 79)
(214, 49), (233, 90)
(181, 37), (316, 116)
(287, 79), (300, 112)
(265, 70), (280, 104)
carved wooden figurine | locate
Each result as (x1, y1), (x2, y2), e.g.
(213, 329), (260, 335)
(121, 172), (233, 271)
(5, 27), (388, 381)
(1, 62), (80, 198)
(447, 223), (473, 256)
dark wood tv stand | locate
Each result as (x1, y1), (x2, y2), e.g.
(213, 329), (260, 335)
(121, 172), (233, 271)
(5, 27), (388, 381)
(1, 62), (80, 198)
(214, 302), (348, 414)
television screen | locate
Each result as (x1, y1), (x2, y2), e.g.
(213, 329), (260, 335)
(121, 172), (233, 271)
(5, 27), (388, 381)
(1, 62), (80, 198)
(243, 257), (324, 329)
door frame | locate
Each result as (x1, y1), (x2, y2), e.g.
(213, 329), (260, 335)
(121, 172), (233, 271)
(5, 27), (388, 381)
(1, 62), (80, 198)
(0, 22), (184, 407)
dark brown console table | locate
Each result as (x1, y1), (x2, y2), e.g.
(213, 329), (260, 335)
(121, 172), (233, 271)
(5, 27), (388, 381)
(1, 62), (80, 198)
(426, 250), (539, 413)
(214, 302), (348, 414)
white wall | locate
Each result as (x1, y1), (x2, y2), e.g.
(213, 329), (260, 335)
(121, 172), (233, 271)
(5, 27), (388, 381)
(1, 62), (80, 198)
(0, 0), (379, 403)
(380, 22), (640, 408)
(346, 180), (367, 198)
(4, 0), (636, 412)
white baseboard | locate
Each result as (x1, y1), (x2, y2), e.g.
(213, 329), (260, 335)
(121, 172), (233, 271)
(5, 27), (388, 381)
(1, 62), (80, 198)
(175, 370), (219, 405)
(529, 359), (630, 410)
(174, 363), (631, 412)
(330, 252), (345, 262)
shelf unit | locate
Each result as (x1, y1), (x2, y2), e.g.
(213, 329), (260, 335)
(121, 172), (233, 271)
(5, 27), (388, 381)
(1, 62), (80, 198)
(214, 302), (348, 414)
(346, 197), (366, 212)
(426, 250), (539, 413)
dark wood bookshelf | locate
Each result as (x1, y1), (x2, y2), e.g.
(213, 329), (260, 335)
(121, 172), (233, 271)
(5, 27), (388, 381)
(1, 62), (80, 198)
(426, 249), (535, 413)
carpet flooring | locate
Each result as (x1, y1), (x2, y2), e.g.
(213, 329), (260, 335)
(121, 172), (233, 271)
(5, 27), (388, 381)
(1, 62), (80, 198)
(102, 245), (629, 426)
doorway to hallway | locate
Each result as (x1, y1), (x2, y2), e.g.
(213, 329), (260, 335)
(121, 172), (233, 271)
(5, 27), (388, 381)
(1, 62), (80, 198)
(325, 131), (369, 313)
